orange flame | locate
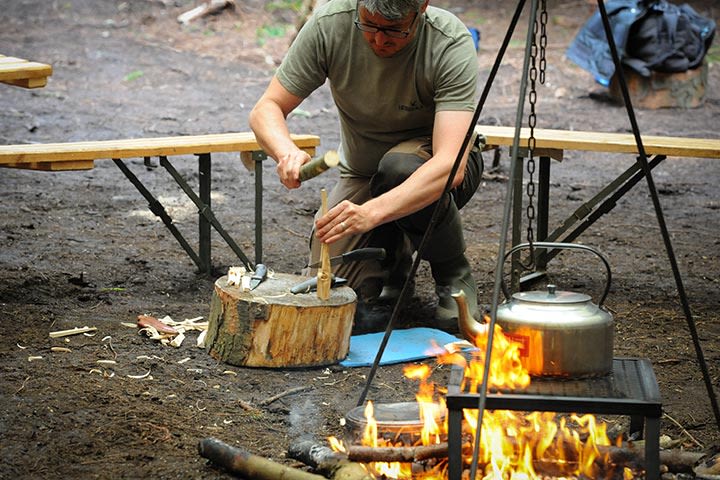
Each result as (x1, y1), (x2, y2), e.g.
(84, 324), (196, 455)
(330, 323), (641, 479)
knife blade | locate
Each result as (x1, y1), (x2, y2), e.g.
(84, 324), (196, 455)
(290, 275), (348, 294)
(307, 247), (386, 269)
(249, 264), (268, 290)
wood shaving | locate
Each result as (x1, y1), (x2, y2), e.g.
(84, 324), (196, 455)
(17, 343), (28, 350)
(222, 370), (237, 376)
(49, 326), (97, 338)
(169, 331), (185, 347)
(96, 359), (117, 365)
(28, 356), (43, 362)
(196, 330), (207, 348)
(177, 357), (191, 364)
(51, 347), (72, 353)
(127, 369), (152, 379)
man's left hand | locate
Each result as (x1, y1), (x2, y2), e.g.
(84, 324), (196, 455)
(315, 200), (377, 244)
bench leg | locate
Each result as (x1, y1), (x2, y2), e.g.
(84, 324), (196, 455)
(251, 150), (267, 266)
(534, 156), (550, 268)
(198, 153), (212, 273)
(113, 159), (203, 270)
(160, 156), (253, 272)
(539, 155), (666, 266)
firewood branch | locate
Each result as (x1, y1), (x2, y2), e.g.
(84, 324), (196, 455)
(348, 443), (450, 463)
(258, 385), (311, 406)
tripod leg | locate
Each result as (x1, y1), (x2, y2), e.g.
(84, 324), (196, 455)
(596, 0), (720, 430)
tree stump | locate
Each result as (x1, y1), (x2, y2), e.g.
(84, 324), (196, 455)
(205, 273), (356, 368)
(609, 61), (707, 109)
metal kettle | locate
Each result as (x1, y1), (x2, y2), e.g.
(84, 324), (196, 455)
(458, 242), (614, 378)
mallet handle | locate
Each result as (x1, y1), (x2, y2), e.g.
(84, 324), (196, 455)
(299, 150), (339, 182)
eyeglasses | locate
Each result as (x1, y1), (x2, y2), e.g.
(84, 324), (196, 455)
(354, 9), (419, 39)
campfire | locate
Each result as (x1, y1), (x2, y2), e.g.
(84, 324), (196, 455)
(328, 321), (644, 479)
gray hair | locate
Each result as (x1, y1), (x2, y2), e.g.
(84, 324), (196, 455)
(359, 0), (423, 20)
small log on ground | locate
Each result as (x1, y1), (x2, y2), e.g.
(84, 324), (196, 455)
(205, 273), (355, 368)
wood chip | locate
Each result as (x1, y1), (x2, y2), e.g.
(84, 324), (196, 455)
(169, 331), (185, 347)
(96, 359), (117, 365)
(28, 356), (43, 362)
(49, 326), (97, 338)
(51, 347), (72, 353)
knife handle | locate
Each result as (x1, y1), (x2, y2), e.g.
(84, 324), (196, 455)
(253, 264), (267, 281)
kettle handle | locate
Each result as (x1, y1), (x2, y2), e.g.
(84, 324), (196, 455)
(501, 242), (612, 307)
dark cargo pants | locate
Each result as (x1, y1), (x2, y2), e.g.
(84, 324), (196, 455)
(306, 136), (483, 299)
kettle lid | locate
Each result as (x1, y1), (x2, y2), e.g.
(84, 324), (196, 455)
(512, 284), (591, 304)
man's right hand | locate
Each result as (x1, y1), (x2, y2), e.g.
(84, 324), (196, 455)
(276, 149), (312, 189)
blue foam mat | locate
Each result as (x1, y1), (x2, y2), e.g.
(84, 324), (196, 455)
(340, 327), (462, 368)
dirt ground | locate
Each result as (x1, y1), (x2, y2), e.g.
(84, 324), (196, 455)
(1, 0), (719, 478)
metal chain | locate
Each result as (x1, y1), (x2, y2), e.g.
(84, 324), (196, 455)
(539, 0), (548, 85)
(520, 0), (548, 270)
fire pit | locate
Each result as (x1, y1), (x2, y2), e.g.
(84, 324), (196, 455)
(445, 357), (662, 480)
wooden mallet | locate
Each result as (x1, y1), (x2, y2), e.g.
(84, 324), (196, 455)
(299, 150), (339, 182)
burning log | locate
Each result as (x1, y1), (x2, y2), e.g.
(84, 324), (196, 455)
(287, 440), (374, 480)
(694, 448), (720, 477)
(319, 439), (711, 478)
(348, 443), (450, 463)
(199, 437), (325, 480)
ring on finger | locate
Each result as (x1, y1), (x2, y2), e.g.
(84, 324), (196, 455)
(340, 221), (347, 231)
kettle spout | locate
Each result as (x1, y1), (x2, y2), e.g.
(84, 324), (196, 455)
(452, 290), (486, 342)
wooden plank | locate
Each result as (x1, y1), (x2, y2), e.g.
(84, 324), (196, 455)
(0, 133), (320, 165)
(0, 56), (26, 63)
(0, 54), (53, 88)
(2, 160), (95, 171)
(0, 61), (53, 81)
(476, 125), (720, 159)
(1, 76), (48, 88)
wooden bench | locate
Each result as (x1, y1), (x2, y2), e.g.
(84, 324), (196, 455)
(0, 54), (53, 89)
(475, 125), (720, 284)
(0, 132), (320, 273)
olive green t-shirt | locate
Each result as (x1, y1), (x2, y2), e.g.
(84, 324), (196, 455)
(276, 0), (478, 177)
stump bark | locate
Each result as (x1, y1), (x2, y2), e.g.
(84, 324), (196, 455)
(206, 273), (356, 368)
(609, 62), (707, 109)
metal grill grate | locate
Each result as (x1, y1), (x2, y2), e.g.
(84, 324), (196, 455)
(445, 357), (662, 480)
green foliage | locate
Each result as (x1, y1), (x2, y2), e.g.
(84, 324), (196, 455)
(265, 0), (303, 13)
(123, 70), (144, 82)
(256, 24), (287, 46)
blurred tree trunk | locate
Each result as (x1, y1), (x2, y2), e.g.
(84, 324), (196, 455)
(293, 0), (329, 42)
